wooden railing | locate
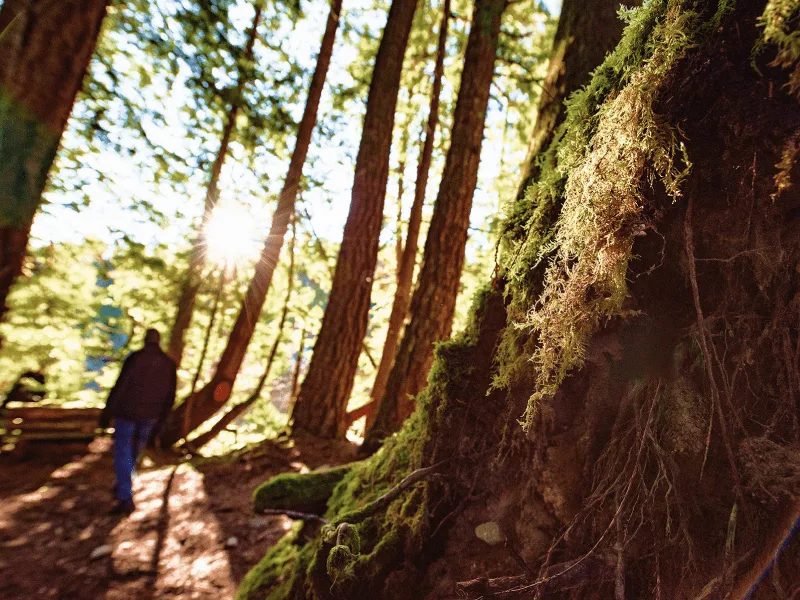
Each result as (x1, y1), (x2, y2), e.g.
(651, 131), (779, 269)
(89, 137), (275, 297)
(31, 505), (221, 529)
(0, 406), (102, 448)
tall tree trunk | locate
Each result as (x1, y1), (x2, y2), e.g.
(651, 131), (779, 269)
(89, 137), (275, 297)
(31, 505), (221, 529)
(290, 0), (419, 440)
(167, 5), (262, 368)
(0, 0), (108, 327)
(363, 0), (451, 428)
(187, 218), (297, 451)
(362, 0), (506, 450)
(160, 0), (343, 447)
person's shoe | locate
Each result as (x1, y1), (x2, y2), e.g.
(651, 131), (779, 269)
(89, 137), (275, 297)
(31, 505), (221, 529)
(109, 500), (135, 516)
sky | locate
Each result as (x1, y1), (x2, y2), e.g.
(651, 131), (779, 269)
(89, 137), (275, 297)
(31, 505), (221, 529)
(31, 0), (563, 258)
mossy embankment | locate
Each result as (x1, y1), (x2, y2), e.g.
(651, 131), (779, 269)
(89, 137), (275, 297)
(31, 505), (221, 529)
(239, 1), (800, 598)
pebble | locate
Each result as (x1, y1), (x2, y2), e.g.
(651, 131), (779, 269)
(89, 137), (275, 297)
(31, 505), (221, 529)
(89, 544), (113, 560)
(224, 537), (238, 548)
(475, 521), (505, 546)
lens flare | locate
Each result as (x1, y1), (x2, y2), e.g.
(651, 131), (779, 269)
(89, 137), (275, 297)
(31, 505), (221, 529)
(203, 202), (262, 269)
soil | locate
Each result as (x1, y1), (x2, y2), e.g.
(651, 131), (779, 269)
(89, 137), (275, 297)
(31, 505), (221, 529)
(0, 435), (357, 600)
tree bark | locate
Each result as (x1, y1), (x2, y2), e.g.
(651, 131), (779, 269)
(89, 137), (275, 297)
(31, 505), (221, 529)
(166, 6), (262, 369)
(0, 0), (109, 327)
(187, 219), (297, 451)
(362, 0), (506, 450)
(160, 0), (343, 447)
(363, 0), (451, 429)
(290, 0), (419, 440)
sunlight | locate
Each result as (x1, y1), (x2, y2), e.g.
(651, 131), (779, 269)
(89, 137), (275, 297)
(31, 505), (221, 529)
(203, 201), (262, 269)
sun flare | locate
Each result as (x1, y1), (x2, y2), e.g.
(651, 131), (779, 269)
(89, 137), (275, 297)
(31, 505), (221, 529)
(203, 202), (262, 269)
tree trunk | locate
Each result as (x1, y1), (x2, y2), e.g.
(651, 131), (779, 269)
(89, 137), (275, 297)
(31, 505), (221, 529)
(188, 269), (227, 395)
(160, 0), (343, 447)
(289, 325), (306, 401)
(363, 0), (451, 429)
(187, 219), (297, 451)
(0, 0), (108, 326)
(290, 0), (419, 440)
(362, 0), (505, 450)
(166, 6), (262, 369)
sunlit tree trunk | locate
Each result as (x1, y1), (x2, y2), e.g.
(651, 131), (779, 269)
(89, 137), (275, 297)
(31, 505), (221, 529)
(363, 0), (451, 429)
(289, 0), (419, 440)
(0, 0), (108, 327)
(166, 6), (262, 369)
(362, 0), (506, 450)
(160, 0), (343, 447)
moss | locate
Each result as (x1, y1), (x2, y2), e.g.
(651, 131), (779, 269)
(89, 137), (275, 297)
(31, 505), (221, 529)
(236, 525), (302, 600)
(758, 0), (800, 95)
(772, 131), (800, 199)
(494, 0), (697, 400)
(253, 464), (357, 514)
(326, 545), (354, 582)
(493, 0), (739, 429)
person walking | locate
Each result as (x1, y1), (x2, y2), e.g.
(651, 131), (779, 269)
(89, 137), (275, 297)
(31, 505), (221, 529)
(100, 328), (177, 515)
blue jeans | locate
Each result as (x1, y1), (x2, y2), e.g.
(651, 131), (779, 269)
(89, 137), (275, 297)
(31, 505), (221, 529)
(113, 418), (156, 503)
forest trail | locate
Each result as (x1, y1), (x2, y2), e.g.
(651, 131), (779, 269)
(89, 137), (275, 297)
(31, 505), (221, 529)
(0, 437), (356, 599)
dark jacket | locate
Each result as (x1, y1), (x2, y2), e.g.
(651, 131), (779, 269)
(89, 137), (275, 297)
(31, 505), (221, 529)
(101, 343), (177, 424)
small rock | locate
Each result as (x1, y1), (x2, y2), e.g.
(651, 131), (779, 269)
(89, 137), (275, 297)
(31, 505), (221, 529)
(225, 537), (239, 548)
(475, 521), (505, 546)
(89, 544), (113, 560)
(249, 517), (268, 528)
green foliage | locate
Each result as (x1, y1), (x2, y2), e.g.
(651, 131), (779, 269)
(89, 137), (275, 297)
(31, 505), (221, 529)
(0, 238), (181, 405)
(758, 0), (800, 95)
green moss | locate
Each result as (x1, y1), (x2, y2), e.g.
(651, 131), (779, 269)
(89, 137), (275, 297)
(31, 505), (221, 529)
(236, 524), (302, 600)
(326, 545), (354, 582)
(772, 132), (800, 198)
(758, 0), (800, 95)
(494, 0), (695, 400)
(493, 0), (739, 429)
(253, 464), (357, 514)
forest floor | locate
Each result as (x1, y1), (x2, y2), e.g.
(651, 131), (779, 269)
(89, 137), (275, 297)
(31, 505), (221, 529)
(0, 435), (358, 599)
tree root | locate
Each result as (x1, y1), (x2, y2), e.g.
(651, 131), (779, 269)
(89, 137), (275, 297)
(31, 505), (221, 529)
(456, 553), (615, 598)
(258, 508), (328, 523)
(335, 460), (447, 524)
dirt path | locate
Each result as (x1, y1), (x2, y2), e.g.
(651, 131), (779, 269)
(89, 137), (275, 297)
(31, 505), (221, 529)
(0, 437), (356, 599)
